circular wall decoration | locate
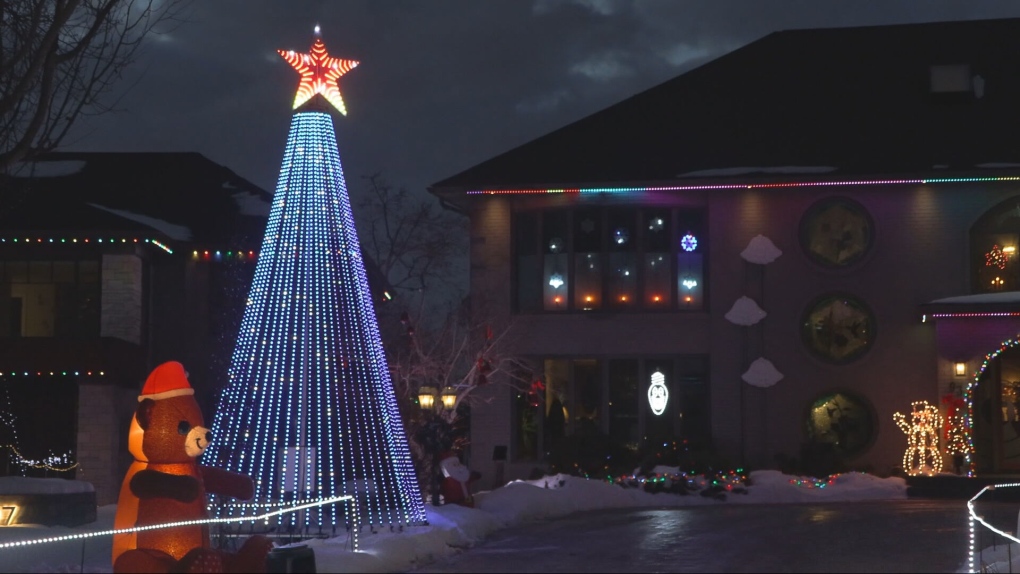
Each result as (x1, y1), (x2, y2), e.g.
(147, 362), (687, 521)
(805, 391), (876, 458)
(801, 293), (876, 364)
(799, 197), (874, 268)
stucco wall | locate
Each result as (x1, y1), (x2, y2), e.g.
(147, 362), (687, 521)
(464, 180), (1020, 481)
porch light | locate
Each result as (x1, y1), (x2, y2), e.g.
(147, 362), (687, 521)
(418, 386), (438, 410)
(440, 387), (458, 410)
(954, 362), (967, 377)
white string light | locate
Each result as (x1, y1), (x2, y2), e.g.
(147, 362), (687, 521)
(966, 482), (1020, 573)
(204, 109), (426, 528)
(0, 495), (359, 552)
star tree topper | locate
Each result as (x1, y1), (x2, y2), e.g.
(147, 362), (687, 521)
(278, 26), (359, 115)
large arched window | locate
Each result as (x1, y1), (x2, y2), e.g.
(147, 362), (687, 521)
(971, 196), (1020, 293)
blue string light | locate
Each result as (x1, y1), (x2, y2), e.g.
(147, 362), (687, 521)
(204, 111), (426, 529)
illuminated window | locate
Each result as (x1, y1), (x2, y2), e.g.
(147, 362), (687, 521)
(574, 208), (602, 311)
(676, 211), (704, 310)
(805, 391), (875, 458)
(971, 196), (1020, 293)
(799, 197), (874, 269)
(513, 207), (706, 313)
(542, 211), (569, 310)
(643, 208), (671, 307)
(607, 209), (636, 309)
(801, 294), (876, 364)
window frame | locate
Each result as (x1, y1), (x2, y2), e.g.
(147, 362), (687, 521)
(512, 206), (706, 314)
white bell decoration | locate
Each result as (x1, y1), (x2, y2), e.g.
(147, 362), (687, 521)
(740, 234), (782, 265)
(742, 357), (784, 388)
(725, 296), (767, 326)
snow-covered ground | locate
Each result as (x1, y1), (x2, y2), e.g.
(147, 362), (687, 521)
(0, 468), (969, 573)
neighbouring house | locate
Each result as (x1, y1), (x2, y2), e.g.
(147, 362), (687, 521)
(428, 17), (1020, 486)
(0, 152), (270, 505)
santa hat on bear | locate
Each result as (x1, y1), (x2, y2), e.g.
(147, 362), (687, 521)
(138, 361), (194, 402)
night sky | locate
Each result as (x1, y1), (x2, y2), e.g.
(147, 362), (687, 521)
(65, 0), (1020, 201)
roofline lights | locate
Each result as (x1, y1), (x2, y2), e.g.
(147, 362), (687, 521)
(0, 237), (173, 254)
(465, 175), (1020, 195)
(928, 312), (1020, 318)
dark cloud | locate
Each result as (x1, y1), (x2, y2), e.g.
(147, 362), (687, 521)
(65, 0), (1020, 200)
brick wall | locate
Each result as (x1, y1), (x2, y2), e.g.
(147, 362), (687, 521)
(75, 382), (135, 505)
(100, 255), (143, 345)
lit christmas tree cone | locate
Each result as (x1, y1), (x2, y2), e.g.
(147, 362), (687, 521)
(202, 28), (426, 531)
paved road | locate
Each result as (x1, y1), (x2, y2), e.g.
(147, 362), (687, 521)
(411, 500), (976, 573)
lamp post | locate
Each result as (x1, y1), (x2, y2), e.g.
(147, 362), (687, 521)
(417, 385), (443, 505)
(440, 387), (457, 411)
(418, 386), (438, 411)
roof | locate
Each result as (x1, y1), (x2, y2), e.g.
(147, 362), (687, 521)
(920, 291), (1020, 316)
(431, 17), (1020, 195)
(0, 152), (271, 247)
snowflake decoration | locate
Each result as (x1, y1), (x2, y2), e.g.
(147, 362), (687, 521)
(681, 233), (698, 252)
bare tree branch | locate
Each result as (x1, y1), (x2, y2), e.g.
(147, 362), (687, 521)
(0, 0), (193, 171)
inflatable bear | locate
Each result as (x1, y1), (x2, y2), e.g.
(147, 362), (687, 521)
(112, 361), (273, 573)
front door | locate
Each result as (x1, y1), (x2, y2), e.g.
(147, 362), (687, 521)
(974, 347), (1020, 473)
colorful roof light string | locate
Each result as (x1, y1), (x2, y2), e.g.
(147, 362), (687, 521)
(0, 237), (173, 254)
(465, 175), (1020, 196)
(0, 235), (271, 261)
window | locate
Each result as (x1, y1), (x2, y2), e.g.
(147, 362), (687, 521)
(801, 293), (876, 364)
(513, 389), (539, 461)
(0, 260), (100, 338)
(573, 359), (602, 435)
(971, 196), (1020, 293)
(608, 359), (639, 448)
(607, 209), (637, 309)
(643, 209), (672, 307)
(514, 207), (706, 312)
(532, 355), (710, 457)
(574, 209), (602, 311)
(542, 211), (569, 310)
(805, 391), (875, 458)
(799, 197), (874, 269)
(515, 213), (541, 312)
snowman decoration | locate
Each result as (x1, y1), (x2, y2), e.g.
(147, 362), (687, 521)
(893, 400), (943, 476)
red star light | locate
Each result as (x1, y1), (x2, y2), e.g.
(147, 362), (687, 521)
(278, 32), (359, 115)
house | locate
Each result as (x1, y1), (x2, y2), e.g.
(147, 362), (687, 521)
(0, 152), (270, 504)
(428, 17), (1020, 486)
